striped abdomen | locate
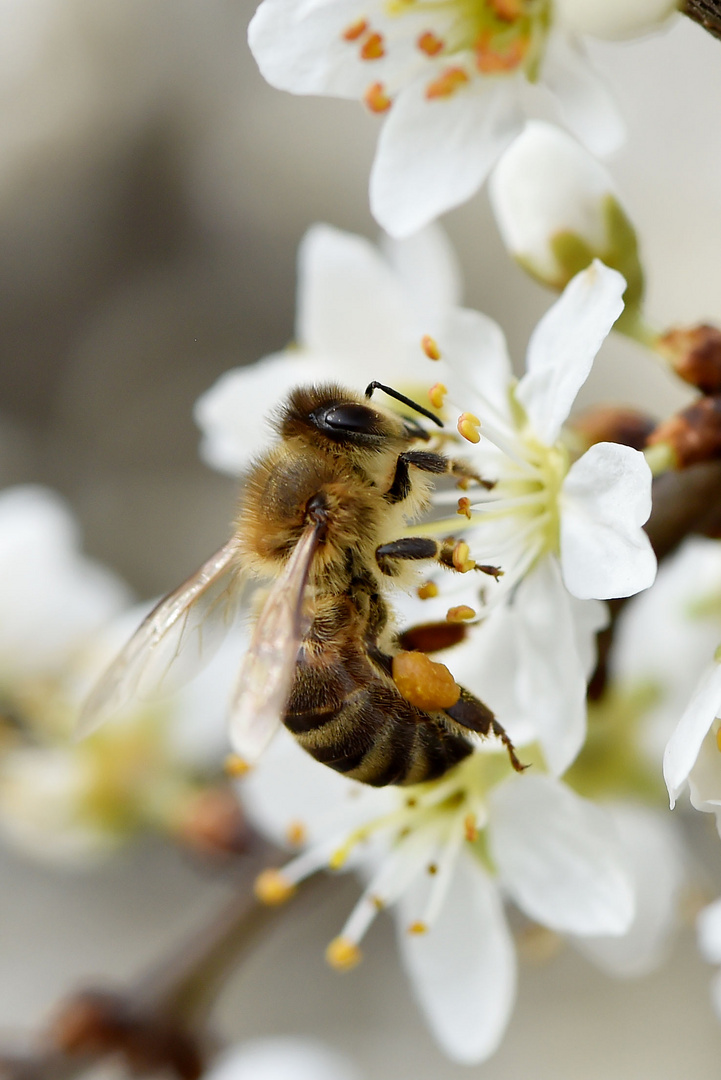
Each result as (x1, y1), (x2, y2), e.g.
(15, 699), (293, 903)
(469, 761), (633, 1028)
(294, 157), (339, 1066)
(284, 640), (473, 787)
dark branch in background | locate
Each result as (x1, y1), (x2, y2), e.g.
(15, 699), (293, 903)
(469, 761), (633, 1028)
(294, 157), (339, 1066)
(684, 0), (721, 40)
(0, 852), (326, 1080)
(589, 461), (721, 699)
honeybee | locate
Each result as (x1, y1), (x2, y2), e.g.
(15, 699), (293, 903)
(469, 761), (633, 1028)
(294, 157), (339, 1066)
(81, 382), (523, 786)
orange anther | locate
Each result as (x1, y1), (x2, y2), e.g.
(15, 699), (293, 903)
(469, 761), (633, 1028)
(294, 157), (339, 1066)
(361, 31), (385, 59)
(285, 820), (307, 847)
(417, 30), (444, 56)
(489, 0), (523, 20)
(425, 66), (469, 100)
(342, 17), (368, 41)
(254, 868), (296, 906)
(421, 334), (441, 360)
(447, 605), (476, 623)
(428, 382), (447, 409)
(457, 496), (472, 519)
(475, 31), (528, 73)
(417, 581), (439, 600)
(224, 753), (251, 777)
(457, 413), (481, 443)
(408, 921), (428, 934)
(326, 937), (362, 971)
(452, 541), (476, 573)
(464, 813), (479, 842)
(364, 81), (392, 112)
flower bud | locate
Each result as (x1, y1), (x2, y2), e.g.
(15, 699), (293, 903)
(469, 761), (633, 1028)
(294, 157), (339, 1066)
(655, 324), (721, 395)
(568, 405), (656, 453)
(647, 396), (721, 469)
(489, 122), (644, 311)
(552, 0), (679, 40)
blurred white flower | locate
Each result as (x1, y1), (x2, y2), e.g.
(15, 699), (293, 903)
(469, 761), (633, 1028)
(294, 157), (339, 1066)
(195, 222), (460, 472)
(489, 121), (644, 316)
(248, 0), (676, 235)
(0, 485), (129, 679)
(206, 1037), (360, 1080)
(243, 730), (635, 1065)
(552, 0), (679, 39)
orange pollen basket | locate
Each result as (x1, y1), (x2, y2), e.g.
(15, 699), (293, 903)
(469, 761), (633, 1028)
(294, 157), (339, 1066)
(425, 66), (469, 100)
(361, 31), (385, 60)
(342, 17), (368, 41)
(417, 30), (444, 56)
(364, 81), (392, 112)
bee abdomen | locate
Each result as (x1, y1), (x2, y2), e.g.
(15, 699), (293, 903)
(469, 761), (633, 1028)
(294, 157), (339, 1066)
(285, 676), (472, 787)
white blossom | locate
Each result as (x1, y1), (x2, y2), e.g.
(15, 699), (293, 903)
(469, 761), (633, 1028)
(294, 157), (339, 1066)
(242, 730), (635, 1064)
(206, 1038), (360, 1080)
(663, 652), (721, 830)
(489, 121), (642, 297)
(248, 0), (676, 235)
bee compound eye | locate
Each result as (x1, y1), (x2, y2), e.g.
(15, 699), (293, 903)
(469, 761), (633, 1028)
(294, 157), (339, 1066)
(319, 403), (383, 435)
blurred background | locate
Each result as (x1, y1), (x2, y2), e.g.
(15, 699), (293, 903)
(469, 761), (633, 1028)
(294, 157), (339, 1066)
(2, 2), (721, 1076)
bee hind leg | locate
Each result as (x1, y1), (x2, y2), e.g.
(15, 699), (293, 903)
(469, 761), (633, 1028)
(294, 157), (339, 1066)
(445, 688), (526, 773)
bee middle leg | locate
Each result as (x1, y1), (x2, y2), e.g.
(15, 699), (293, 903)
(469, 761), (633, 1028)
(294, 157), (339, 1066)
(445, 688), (526, 773)
(375, 536), (501, 579)
(385, 451), (492, 504)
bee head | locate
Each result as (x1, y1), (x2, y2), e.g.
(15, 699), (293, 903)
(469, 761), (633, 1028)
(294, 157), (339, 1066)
(277, 383), (440, 450)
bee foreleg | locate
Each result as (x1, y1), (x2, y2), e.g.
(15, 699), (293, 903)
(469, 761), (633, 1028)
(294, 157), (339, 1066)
(445, 689), (526, 773)
(385, 451), (494, 503)
(375, 536), (500, 578)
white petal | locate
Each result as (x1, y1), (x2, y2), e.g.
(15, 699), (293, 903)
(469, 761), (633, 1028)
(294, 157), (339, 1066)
(296, 223), (415, 382)
(380, 221), (463, 315)
(489, 774), (635, 936)
(396, 855), (516, 1064)
(207, 1038), (360, 1080)
(516, 260), (625, 445)
(489, 120), (613, 283)
(560, 442), (657, 600)
(697, 897), (721, 965)
(194, 353), (328, 474)
(370, 74), (522, 237)
(514, 558), (588, 776)
(686, 727), (721, 818)
(241, 728), (394, 849)
(570, 596), (609, 680)
(664, 662), (721, 808)
(0, 486), (129, 676)
(553, 0), (679, 40)
(436, 307), (514, 421)
(249, 0), (389, 99)
(572, 803), (684, 977)
(542, 34), (625, 156)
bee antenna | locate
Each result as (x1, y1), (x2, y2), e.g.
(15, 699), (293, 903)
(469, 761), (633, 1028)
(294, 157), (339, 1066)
(365, 382), (444, 428)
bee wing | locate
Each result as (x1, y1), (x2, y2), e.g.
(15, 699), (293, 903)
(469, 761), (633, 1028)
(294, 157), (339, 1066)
(78, 539), (245, 737)
(228, 524), (320, 764)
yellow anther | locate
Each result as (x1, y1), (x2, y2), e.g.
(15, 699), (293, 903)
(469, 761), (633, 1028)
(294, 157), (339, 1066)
(427, 862), (438, 875)
(421, 334), (441, 360)
(428, 382), (447, 409)
(254, 868), (296, 906)
(285, 820), (307, 847)
(452, 541), (476, 573)
(417, 580), (439, 600)
(361, 31), (385, 60)
(408, 921), (428, 935)
(464, 813), (479, 842)
(447, 605), (476, 623)
(457, 413), (481, 444)
(329, 848), (348, 871)
(224, 753), (251, 778)
(426, 66), (469, 100)
(364, 82), (392, 113)
(326, 937), (362, 971)
(417, 30), (444, 55)
(456, 496), (472, 519)
(371, 895), (385, 911)
(342, 17), (368, 40)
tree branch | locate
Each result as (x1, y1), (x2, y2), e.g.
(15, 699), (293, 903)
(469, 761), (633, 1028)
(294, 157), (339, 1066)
(683, 0), (721, 41)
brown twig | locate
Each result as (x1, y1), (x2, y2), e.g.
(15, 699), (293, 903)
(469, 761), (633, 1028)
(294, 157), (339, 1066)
(684, 0), (721, 40)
